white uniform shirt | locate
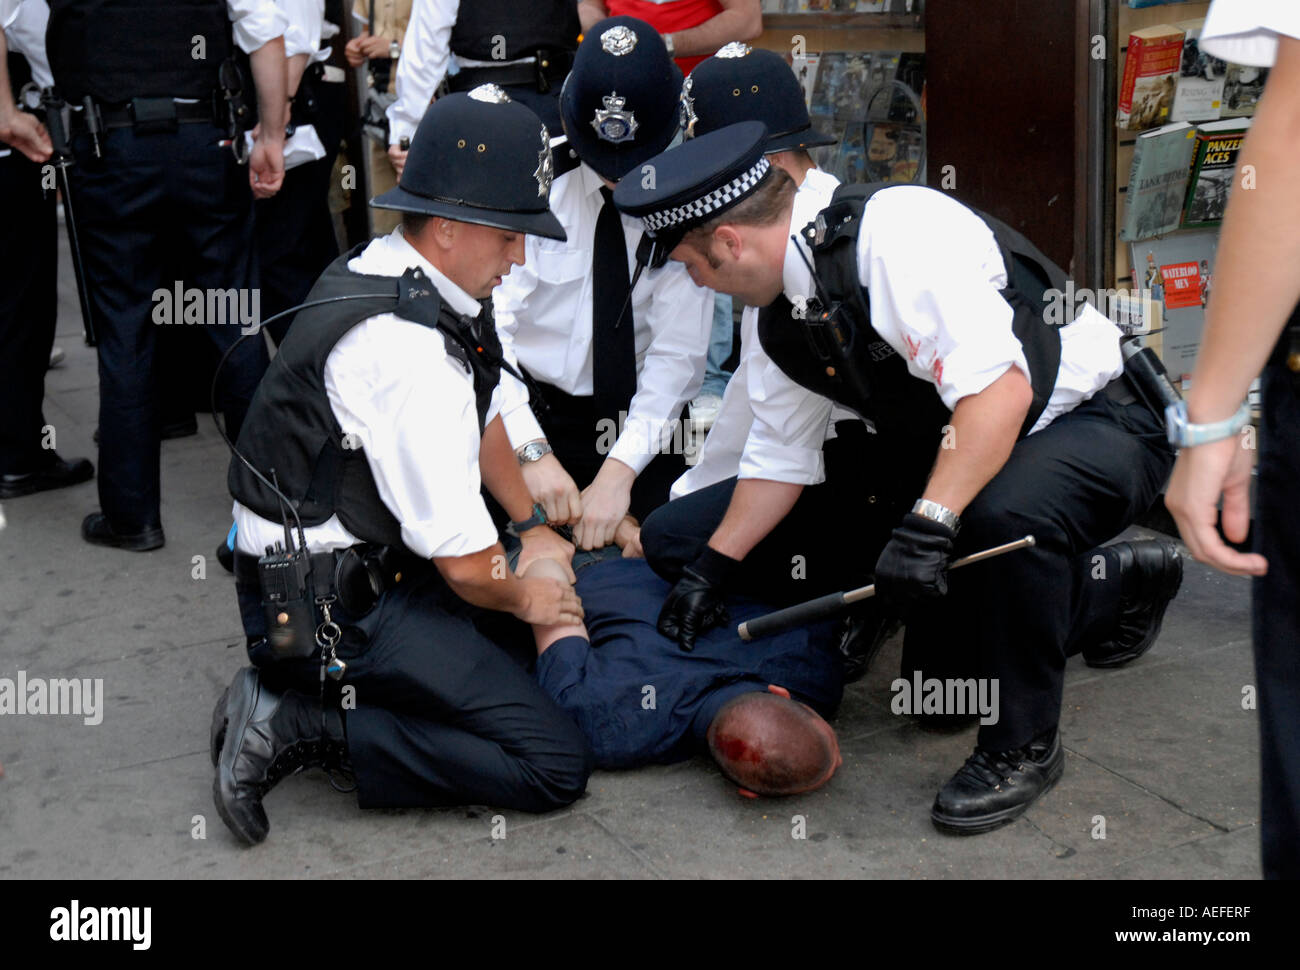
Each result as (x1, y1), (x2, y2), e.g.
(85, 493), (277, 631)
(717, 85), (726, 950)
(782, 184), (1123, 435)
(493, 158), (713, 475)
(2, 0), (50, 88)
(233, 229), (512, 560)
(385, 0), (456, 144)
(228, 0), (291, 54)
(1201, 0), (1300, 67)
(279, 0), (330, 62)
(385, 0), (558, 146)
(673, 166), (844, 498)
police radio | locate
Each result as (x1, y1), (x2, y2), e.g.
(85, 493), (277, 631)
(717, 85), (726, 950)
(256, 472), (318, 659)
(788, 229), (875, 411)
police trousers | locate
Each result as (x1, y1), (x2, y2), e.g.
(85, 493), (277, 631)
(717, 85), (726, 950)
(1253, 363), (1300, 879)
(235, 565), (593, 812)
(643, 389), (1175, 752)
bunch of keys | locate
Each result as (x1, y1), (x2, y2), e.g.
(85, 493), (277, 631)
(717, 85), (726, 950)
(315, 597), (346, 680)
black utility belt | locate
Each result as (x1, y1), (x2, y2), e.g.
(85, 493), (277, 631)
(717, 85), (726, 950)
(73, 96), (221, 136)
(446, 51), (573, 94)
(234, 543), (422, 621)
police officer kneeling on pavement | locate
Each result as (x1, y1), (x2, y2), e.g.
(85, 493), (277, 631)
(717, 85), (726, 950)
(211, 86), (593, 845)
(616, 123), (1186, 835)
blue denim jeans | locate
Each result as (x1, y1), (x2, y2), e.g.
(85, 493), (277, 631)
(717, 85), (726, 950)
(700, 293), (734, 399)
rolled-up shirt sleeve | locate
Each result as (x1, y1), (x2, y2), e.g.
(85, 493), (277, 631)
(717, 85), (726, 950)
(228, 0), (289, 54)
(276, 0), (320, 58)
(608, 263), (711, 475)
(387, 0), (457, 145)
(492, 252), (547, 449)
(856, 186), (1027, 413)
(324, 316), (498, 559)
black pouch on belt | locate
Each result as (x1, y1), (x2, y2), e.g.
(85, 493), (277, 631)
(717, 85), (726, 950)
(332, 544), (426, 616)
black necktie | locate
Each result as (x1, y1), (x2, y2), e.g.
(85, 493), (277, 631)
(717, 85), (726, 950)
(592, 186), (637, 427)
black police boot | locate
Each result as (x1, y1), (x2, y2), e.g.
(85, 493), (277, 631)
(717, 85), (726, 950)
(930, 728), (1065, 835)
(81, 512), (165, 552)
(213, 667), (349, 845)
(0, 455), (94, 499)
(836, 604), (901, 684)
(209, 685), (229, 767)
(1082, 539), (1183, 669)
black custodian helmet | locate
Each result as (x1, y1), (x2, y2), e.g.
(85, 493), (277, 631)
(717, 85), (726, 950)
(372, 84), (566, 241)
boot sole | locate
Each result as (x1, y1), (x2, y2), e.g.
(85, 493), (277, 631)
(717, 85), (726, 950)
(212, 669), (269, 845)
(1084, 547), (1184, 669)
(930, 753), (1065, 836)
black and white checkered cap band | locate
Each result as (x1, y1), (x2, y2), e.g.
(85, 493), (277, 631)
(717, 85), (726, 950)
(642, 156), (771, 233)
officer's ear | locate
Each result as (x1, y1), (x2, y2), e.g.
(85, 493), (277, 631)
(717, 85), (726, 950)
(428, 216), (458, 251)
(713, 224), (745, 262)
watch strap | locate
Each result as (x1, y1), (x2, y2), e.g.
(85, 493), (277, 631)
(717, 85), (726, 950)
(1165, 399), (1251, 447)
(517, 441), (554, 465)
(507, 502), (548, 537)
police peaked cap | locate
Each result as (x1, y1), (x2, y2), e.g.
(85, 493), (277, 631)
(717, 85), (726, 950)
(613, 121), (772, 253)
(560, 16), (683, 182)
(371, 86), (566, 241)
(684, 43), (836, 154)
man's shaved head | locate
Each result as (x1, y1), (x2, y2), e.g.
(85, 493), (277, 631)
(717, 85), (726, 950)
(707, 689), (841, 796)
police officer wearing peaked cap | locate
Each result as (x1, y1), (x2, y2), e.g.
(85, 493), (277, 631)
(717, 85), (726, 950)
(616, 122), (1186, 836)
(212, 86), (592, 846)
(491, 16), (715, 555)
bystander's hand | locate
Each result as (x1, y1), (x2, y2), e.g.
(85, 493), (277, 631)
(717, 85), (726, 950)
(344, 30), (391, 67)
(248, 122), (285, 198)
(1166, 433), (1267, 577)
(387, 143), (408, 177)
(0, 106), (51, 163)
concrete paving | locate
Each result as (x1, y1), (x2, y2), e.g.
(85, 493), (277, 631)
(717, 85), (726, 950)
(0, 226), (1263, 880)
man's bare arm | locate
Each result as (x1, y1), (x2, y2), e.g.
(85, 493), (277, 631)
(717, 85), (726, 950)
(577, 0), (608, 34)
(666, 0), (763, 58)
(707, 478), (804, 561)
(920, 366), (1032, 517)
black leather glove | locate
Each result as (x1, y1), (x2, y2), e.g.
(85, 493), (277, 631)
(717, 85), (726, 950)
(657, 547), (738, 651)
(873, 512), (956, 613)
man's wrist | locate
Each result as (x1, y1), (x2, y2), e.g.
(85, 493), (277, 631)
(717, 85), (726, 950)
(912, 498), (961, 534)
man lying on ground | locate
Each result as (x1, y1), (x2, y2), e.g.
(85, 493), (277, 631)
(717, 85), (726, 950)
(522, 554), (843, 796)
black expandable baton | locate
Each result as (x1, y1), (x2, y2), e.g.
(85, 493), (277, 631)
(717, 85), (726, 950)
(29, 86), (99, 347)
(737, 535), (1037, 642)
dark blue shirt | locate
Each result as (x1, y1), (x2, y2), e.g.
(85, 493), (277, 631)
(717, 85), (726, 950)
(536, 558), (843, 770)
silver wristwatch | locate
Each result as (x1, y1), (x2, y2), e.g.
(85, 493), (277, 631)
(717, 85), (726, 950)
(1165, 399), (1251, 448)
(389, 40), (401, 60)
(912, 498), (961, 533)
(663, 33), (676, 58)
(517, 441), (553, 465)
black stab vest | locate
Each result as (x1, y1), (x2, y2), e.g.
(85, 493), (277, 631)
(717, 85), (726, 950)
(449, 0), (580, 61)
(47, 0), (232, 104)
(228, 247), (509, 551)
(759, 183), (1067, 471)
